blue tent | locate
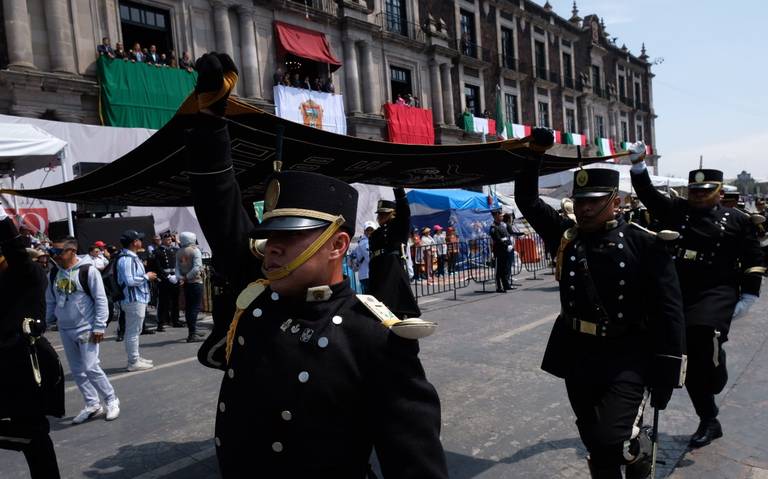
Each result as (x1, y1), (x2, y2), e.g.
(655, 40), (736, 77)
(407, 189), (499, 241)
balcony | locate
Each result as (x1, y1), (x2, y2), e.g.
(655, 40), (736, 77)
(563, 76), (574, 89)
(457, 38), (492, 63)
(593, 85), (606, 98)
(549, 70), (560, 85)
(377, 12), (425, 43)
(535, 66), (548, 81)
(620, 96), (633, 108)
(287, 0), (338, 17)
(500, 53), (517, 71)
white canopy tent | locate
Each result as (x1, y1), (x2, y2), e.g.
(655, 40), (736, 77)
(0, 123), (75, 234)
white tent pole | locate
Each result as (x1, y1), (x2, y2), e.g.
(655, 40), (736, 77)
(59, 149), (75, 236)
(10, 170), (19, 213)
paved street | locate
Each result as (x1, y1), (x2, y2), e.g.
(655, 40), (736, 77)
(3, 272), (768, 478)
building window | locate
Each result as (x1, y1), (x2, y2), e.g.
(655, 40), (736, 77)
(465, 84), (481, 116)
(636, 122), (644, 142)
(595, 115), (605, 138)
(505, 93), (519, 124)
(535, 41), (547, 80)
(562, 52), (573, 88)
(384, 0), (408, 36)
(634, 82), (642, 109)
(538, 101), (550, 128)
(390, 66), (412, 103)
(119, 1), (173, 54)
(460, 10), (477, 57)
(592, 65), (602, 96)
(618, 76), (626, 100)
(501, 27), (515, 69)
(565, 108), (576, 133)
(621, 121), (628, 142)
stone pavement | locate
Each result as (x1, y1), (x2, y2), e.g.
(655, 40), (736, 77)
(2, 273), (768, 478)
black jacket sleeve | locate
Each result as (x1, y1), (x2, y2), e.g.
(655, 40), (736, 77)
(185, 116), (259, 289)
(736, 213), (765, 296)
(644, 235), (687, 388)
(514, 161), (572, 253)
(393, 187), (411, 244)
(630, 167), (686, 226)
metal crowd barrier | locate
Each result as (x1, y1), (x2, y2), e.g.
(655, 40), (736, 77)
(516, 233), (551, 279)
(410, 241), (472, 300)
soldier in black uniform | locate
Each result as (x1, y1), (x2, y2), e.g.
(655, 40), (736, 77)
(152, 232), (181, 331)
(629, 147), (765, 449)
(187, 52), (446, 478)
(624, 196), (652, 229)
(0, 207), (64, 478)
(516, 136), (687, 479)
(368, 190), (421, 318)
(489, 208), (514, 292)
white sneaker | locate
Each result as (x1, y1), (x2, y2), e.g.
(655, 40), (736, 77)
(138, 357), (154, 365)
(105, 398), (120, 421)
(72, 404), (103, 424)
(126, 360), (154, 372)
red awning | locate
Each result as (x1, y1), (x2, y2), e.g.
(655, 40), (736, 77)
(275, 21), (342, 71)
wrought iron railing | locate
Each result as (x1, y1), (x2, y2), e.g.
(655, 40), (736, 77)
(377, 12), (425, 42)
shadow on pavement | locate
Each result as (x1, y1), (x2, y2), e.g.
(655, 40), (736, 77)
(81, 439), (217, 478)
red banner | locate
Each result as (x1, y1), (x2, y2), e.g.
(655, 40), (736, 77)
(383, 104), (435, 145)
(6, 208), (50, 235)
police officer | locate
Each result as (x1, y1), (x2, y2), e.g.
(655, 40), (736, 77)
(516, 132), (686, 479)
(489, 208), (514, 292)
(0, 205), (64, 478)
(151, 232), (181, 331)
(368, 189), (421, 318)
(629, 144), (764, 448)
(186, 52), (447, 478)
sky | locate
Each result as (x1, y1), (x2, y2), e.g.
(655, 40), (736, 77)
(547, 0), (768, 180)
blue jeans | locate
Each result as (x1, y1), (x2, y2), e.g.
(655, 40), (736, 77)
(184, 282), (203, 335)
(120, 302), (147, 364)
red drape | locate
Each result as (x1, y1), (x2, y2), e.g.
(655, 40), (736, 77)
(383, 104), (435, 145)
(275, 21), (342, 71)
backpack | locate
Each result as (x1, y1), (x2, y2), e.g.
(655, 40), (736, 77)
(49, 264), (93, 299)
(102, 254), (126, 302)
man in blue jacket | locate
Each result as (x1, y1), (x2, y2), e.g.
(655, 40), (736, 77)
(46, 236), (120, 423)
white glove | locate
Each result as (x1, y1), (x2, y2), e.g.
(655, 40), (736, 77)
(507, 245), (514, 253)
(168, 274), (178, 285)
(628, 141), (647, 174)
(732, 294), (758, 320)
(0, 204), (7, 221)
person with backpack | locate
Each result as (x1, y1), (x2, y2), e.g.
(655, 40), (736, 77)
(45, 236), (120, 424)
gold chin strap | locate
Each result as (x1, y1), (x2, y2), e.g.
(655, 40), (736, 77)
(224, 215), (345, 363)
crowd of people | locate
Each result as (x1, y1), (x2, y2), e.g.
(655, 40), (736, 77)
(272, 66), (335, 93)
(97, 37), (195, 72)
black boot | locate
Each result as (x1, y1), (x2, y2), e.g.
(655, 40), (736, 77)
(625, 427), (653, 479)
(586, 455), (622, 479)
(689, 417), (723, 448)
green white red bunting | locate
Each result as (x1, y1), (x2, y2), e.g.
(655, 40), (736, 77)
(595, 137), (616, 157)
(508, 123), (532, 139)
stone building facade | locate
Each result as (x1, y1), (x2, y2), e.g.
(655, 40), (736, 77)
(0, 0), (658, 167)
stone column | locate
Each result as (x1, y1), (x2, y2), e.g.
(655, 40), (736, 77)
(429, 60), (444, 125)
(357, 40), (378, 114)
(343, 40), (362, 114)
(44, 0), (76, 73)
(3, 0), (35, 69)
(211, 1), (233, 57)
(440, 63), (454, 126)
(237, 6), (259, 98)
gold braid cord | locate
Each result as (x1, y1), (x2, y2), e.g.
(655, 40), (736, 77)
(555, 229), (577, 282)
(224, 216), (346, 363)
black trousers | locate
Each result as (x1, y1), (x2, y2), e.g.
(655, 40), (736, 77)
(565, 378), (647, 476)
(157, 281), (180, 327)
(685, 325), (728, 420)
(0, 415), (60, 479)
(494, 251), (510, 290)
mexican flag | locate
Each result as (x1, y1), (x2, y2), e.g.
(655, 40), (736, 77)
(507, 123), (532, 139)
(462, 113), (497, 136)
(551, 129), (562, 144)
(645, 144), (654, 155)
(596, 137), (616, 157)
(495, 86), (507, 139)
(565, 133), (587, 146)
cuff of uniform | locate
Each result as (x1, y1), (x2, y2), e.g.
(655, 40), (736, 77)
(741, 273), (763, 297)
(651, 354), (687, 388)
(185, 116), (231, 174)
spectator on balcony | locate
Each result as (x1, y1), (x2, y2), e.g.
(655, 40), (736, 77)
(114, 42), (128, 60)
(97, 37), (114, 58)
(146, 45), (161, 65)
(291, 73), (301, 88)
(273, 67), (284, 86)
(158, 53), (168, 66)
(406, 93), (415, 107)
(179, 51), (194, 72)
(166, 50), (177, 68)
(323, 77), (335, 94)
(303, 75), (312, 90)
(313, 77), (323, 91)
(282, 72), (291, 87)
(130, 43), (144, 63)
(396, 94), (406, 106)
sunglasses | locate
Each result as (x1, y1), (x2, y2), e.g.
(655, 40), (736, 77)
(47, 247), (74, 256)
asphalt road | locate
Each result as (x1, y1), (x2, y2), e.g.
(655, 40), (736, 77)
(3, 272), (768, 478)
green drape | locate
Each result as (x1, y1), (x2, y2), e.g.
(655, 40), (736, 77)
(462, 111), (474, 132)
(98, 57), (197, 129)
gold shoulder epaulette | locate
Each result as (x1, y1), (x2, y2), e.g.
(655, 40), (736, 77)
(628, 222), (680, 241)
(751, 214), (766, 225)
(356, 294), (437, 339)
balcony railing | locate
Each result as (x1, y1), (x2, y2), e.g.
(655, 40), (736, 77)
(593, 85), (606, 98)
(535, 66), (548, 81)
(620, 96), (633, 107)
(457, 39), (492, 62)
(377, 12), (425, 42)
(288, 0), (338, 16)
(500, 53), (517, 71)
(549, 70), (560, 85)
(563, 75), (574, 89)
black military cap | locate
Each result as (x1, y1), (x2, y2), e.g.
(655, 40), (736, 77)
(688, 169), (723, 190)
(376, 199), (396, 214)
(160, 231), (173, 239)
(120, 229), (145, 244)
(252, 171), (358, 237)
(571, 168), (619, 199)
(723, 191), (740, 200)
